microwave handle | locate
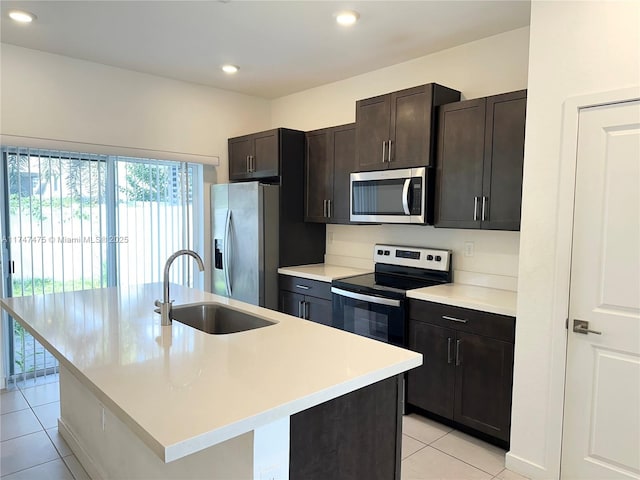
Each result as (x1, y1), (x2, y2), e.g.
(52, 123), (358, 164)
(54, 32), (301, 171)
(402, 178), (411, 215)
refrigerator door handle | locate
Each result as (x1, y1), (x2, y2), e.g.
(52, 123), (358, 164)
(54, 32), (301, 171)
(224, 209), (232, 296)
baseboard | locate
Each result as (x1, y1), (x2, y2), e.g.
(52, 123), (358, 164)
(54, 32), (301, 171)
(505, 451), (557, 479)
(58, 417), (106, 480)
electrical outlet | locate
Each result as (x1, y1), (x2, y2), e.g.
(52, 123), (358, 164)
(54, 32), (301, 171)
(464, 241), (474, 257)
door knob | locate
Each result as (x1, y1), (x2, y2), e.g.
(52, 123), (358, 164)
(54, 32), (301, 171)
(573, 319), (602, 335)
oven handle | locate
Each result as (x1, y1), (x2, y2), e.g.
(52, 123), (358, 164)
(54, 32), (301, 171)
(331, 287), (401, 307)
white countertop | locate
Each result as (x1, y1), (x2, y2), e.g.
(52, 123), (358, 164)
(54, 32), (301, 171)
(277, 263), (372, 282)
(0, 284), (421, 463)
(407, 283), (517, 317)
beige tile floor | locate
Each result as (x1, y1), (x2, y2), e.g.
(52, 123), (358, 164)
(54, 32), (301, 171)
(0, 375), (89, 479)
(401, 414), (528, 480)
(2, 376), (528, 479)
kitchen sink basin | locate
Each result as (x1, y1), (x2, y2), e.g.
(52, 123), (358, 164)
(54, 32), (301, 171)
(170, 303), (275, 334)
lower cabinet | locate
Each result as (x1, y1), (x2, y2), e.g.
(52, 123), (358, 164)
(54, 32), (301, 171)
(279, 275), (332, 326)
(407, 299), (515, 444)
(290, 375), (402, 480)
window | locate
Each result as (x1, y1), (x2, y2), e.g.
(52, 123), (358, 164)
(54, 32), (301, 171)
(1, 146), (203, 384)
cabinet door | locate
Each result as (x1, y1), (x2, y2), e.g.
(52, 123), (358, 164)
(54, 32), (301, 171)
(482, 90), (527, 231)
(453, 331), (514, 442)
(228, 136), (252, 181)
(253, 130), (279, 178)
(279, 290), (304, 318)
(435, 98), (486, 229)
(305, 129), (332, 223)
(407, 320), (456, 419)
(331, 124), (356, 224)
(356, 94), (391, 171)
(290, 376), (400, 480)
(389, 85), (433, 169)
(304, 296), (332, 326)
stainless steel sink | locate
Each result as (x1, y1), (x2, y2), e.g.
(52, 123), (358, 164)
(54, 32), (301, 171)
(170, 303), (275, 334)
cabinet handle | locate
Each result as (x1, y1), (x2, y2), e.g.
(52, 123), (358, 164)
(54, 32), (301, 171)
(246, 156), (250, 173)
(387, 139), (392, 163)
(442, 315), (468, 324)
(447, 337), (452, 364)
(295, 284), (310, 290)
(327, 200), (332, 218)
(251, 155), (256, 172)
(473, 196), (479, 221)
(298, 300), (303, 318)
(455, 339), (461, 366)
(481, 196), (487, 221)
(382, 141), (387, 163)
(323, 199), (327, 218)
(303, 301), (309, 320)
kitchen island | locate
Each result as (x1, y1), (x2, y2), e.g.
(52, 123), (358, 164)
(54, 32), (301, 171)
(0, 283), (421, 479)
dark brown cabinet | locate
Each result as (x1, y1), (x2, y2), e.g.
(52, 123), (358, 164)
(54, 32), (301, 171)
(229, 128), (301, 181)
(291, 375), (402, 480)
(356, 83), (460, 171)
(305, 123), (356, 224)
(227, 127), (326, 268)
(279, 275), (332, 326)
(407, 299), (515, 445)
(435, 90), (527, 230)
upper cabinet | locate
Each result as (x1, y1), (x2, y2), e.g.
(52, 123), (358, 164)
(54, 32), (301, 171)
(355, 83), (461, 171)
(229, 128), (304, 181)
(435, 90), (527, 231)
(305, 123), (356, 224)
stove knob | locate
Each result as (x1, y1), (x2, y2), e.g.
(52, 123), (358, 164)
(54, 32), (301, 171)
(427, 255), (434, 261)
(384, 250), (390, 256)
(435, 255), (442, 262)
(377, 249), (384, 255)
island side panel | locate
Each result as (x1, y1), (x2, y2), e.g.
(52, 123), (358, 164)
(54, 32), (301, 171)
(58, 367), (254, 479)
(289, 375), (403, 480)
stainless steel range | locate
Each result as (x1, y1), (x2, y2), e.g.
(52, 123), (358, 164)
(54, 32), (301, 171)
(331, 244), (452, 347)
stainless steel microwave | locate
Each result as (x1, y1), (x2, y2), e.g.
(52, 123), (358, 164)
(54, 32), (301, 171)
(350, 167), (428, 224)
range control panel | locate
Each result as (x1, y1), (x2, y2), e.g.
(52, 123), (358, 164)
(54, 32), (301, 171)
(373, 244), (451, 271)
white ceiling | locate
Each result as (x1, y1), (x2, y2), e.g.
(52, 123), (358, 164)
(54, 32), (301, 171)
(0, 1), (531, 99)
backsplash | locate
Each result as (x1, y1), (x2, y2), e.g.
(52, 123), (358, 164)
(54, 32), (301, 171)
(324, 224), (519, 291)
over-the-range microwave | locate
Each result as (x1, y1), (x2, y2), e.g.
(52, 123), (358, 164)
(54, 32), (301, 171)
(350, 167), (431, 224)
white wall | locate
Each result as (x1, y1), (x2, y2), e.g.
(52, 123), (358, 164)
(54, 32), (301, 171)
(271, 27), (530, 290)
(271, 27), (530, 131)
(1, 44), (271, 177)
(508, 2), (640, 479)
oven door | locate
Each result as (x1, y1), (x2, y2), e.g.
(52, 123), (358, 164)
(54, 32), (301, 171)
(331, 287), (405, 346)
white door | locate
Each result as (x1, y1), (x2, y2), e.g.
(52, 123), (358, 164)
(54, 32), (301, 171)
(561, 100), (640, 479)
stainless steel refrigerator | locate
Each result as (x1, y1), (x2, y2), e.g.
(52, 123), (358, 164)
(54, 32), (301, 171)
(212, 182), (280, 310)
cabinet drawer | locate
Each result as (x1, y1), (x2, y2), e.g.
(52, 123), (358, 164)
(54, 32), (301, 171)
(409, 299), (515, 343)
(279, 275), (331, 301)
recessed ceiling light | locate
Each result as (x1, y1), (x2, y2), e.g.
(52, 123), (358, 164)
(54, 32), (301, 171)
(222, 64), (239, 74)
(8, 10), (36, 23)
(336, 10), (359, 26)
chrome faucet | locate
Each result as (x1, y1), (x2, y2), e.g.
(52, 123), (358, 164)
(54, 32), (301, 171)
(155, 249), (205, 326)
